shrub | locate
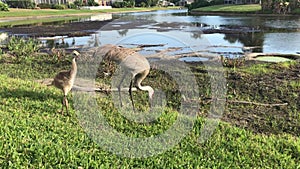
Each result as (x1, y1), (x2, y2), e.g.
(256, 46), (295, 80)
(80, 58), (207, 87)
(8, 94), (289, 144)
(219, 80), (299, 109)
(68, 3), (78, 9)
(113, 0), (135, 7)
(0, 1), (9, 11)
(189, 0), (223, 11)
(88, 0), (99, 6)
(51, 4), (66, 9)
(221, 55), (245, 68)
(146, 0), (159, 7)
(125, 0), (135, 7)
(112, 1), (125, 8)
(37, 3), (52, 9)
(74, 0), (84, 6)
(6, 0), (35, 9)
(7, 36), (40, 61)
(140, 2), (146, 7)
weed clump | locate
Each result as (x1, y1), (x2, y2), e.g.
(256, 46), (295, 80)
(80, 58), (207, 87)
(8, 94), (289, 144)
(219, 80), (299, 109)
(6, 36), (40, 62)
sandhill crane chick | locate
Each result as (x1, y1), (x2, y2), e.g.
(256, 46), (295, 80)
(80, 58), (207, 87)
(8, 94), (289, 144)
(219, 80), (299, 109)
(52, 50), (79, 114)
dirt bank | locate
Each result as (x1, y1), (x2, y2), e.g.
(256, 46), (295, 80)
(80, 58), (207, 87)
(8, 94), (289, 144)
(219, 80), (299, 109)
(0, 20), (113, 37)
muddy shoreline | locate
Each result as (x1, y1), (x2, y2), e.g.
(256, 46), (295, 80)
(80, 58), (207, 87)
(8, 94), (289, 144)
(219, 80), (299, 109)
(0, 17), (265, 37)
(0, 20), (112, 37)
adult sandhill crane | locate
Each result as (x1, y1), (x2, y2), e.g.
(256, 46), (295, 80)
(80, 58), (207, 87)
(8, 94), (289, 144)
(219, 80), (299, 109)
(102, 44), (154, 111)
(52, 50), (80, 114)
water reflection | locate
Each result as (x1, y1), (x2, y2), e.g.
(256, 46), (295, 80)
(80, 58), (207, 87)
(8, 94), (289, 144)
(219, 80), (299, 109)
(264, 32), (300, 54)
(179, 57), (209, 62)
(99, 10), (299, 56)
(1, 10), (299, 60)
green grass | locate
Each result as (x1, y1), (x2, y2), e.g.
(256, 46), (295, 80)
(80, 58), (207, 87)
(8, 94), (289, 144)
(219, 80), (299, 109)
(0, 7), (175, 18)
(291, 7), (300, 14)
(240, 63), (275, 75)
(0, 73), (299, 168)
(0, 7), (177, 27)
(289, 80), (300, 89)
(0, 15), (86, 27)
(238, 61), (297, 75)
(193, 4), (261, 13)
(0, 53), (70, 79)
(255, 56), (293, 63)
(0, 50), (299, 167)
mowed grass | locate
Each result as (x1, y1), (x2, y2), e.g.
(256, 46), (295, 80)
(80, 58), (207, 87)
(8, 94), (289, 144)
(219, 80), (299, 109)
(0, 15), (86, 27)
(0, 7), (178, 27)
(193, 4), (261, 13)
(0, 7), (176, 18)
(0, 53), (299, 168)
(0, 75), (299, 168)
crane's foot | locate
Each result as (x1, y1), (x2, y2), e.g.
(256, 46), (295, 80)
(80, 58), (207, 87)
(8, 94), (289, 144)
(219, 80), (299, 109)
(58, 96), (69, 116)
(57, 106), (69, 116)
(57, 106), (64, 115)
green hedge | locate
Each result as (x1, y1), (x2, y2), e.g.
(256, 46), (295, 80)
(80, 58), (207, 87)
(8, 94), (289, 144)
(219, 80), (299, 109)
(37, 3), (51, 9)
(188, 0), (224, 11)
(68, 3), (78, 9)
(6, 0), (35, 9)
(37, 3), (66, 9)
(52, 4), (66, 9)
(113, 0), (135, 8)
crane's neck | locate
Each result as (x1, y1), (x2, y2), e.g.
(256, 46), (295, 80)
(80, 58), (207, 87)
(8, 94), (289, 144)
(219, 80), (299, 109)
(70, 57), (77, 78)
(139, 85), (154, 100)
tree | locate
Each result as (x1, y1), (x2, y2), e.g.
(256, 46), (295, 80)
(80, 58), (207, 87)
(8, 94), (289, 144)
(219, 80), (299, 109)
(125, 0), (135, 7)
(289, 0), (298, 10)
(147, 0), (159, 6)
(261, 0), (299, 13)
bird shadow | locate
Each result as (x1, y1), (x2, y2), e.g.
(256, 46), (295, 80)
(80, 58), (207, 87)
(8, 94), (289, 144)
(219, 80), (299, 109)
(0, 87), (73, 115)
(0, 88), (62, 112)
(0, 88), (59, 102)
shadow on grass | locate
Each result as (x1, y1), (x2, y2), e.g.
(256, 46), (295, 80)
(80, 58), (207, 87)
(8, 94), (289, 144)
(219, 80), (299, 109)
(0, 87), (59, 102)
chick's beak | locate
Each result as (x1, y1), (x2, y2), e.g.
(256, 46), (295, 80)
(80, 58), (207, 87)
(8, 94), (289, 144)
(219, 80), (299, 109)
(73, 50), (80, 59)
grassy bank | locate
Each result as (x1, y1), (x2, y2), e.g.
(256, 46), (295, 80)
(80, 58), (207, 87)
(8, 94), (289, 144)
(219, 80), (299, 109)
(0, 7), (176, 18)
(0, 47), (299, 167)
(0, 15), (89, 28)
(0, 7), (178, 27)
(192, 4), (261, 13)
(191, 4), (300, 15)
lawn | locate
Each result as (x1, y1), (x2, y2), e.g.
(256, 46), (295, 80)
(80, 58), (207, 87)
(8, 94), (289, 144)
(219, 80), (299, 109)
(0, 15), (88, 27)
(0, 42), (299, 167)
(0, 73), (298, 168)
(192, 4), (262, 13)
(0, 7), (176, 18)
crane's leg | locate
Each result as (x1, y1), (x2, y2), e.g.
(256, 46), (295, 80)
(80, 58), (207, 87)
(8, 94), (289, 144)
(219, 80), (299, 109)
(61, 95), (68, 115)
(60, 97), (65, 114)
(129, 78), (135, 112)
(118, 73), (126, 107)
(64, 96), (69, 114)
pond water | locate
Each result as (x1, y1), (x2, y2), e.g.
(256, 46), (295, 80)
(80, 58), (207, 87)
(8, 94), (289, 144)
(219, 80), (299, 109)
(1, 9), (300, 61)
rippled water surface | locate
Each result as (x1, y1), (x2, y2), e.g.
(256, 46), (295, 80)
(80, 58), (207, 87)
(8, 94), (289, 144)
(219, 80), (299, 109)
(1, 9), (299, 61)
